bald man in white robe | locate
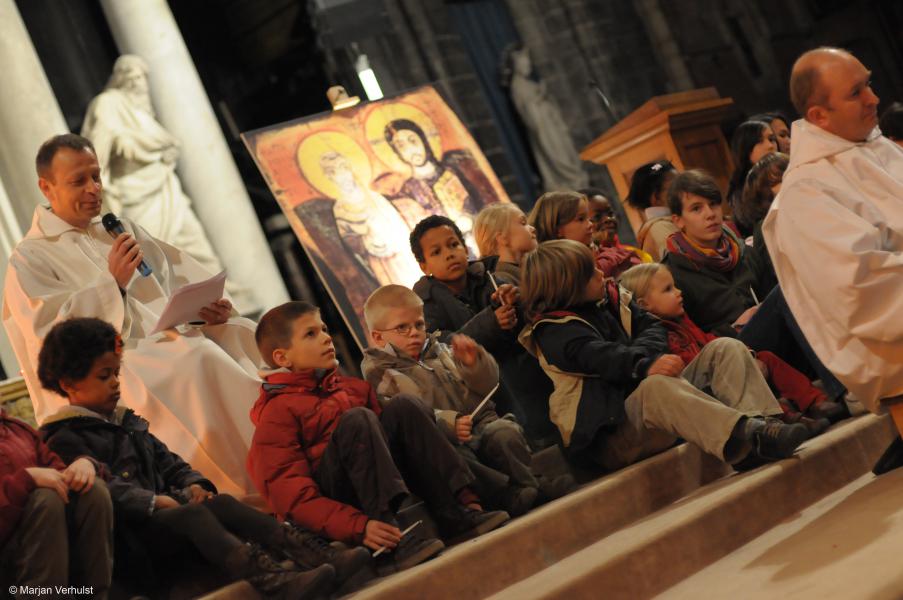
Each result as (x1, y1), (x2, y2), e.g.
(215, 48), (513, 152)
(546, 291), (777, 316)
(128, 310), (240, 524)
(763, 47), (903, 413)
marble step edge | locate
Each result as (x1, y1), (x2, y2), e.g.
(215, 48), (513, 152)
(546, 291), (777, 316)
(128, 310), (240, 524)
(486, 413), (896, 600)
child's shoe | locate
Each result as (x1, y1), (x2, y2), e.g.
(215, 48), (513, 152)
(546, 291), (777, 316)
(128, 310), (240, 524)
(227, 543), (335, 600)
(434, 505), (510, 545)
(537, 474), (578, 503)
(748, 418), (809, 461)
(273, 523), (372, 583)
(381, 529), (445, 573)
(501, 485), (538, 517)
(807, 399), (849, 423)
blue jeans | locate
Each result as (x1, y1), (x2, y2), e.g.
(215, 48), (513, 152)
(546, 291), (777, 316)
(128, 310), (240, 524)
(738, 286), (846, 401)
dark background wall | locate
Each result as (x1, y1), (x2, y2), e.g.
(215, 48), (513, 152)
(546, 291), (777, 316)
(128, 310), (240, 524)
(17, 0), (903, 366)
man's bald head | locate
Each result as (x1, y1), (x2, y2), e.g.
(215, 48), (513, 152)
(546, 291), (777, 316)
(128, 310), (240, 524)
(789, 47), (848, 116)
(789, 47), (879, 142)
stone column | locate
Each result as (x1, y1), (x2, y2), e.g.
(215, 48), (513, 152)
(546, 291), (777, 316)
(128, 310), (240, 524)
(98, 0), (289, 313)
(0, 0), (69, 231)
(632, 0), (694, 92)
(0, 176), (23, 377)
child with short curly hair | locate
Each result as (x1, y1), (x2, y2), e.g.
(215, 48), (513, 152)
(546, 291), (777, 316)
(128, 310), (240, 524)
(38, 317), (351, 600)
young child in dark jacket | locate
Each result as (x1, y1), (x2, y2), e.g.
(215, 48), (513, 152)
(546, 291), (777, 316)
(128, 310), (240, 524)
(518, 240), (810, 471)
(410, 214), (557, 447)
(360, 285), (572, 516)
(0, 409), (112, 598)
(37, 318), (347, 600)
(618, 263), (845, 429)
(247, 301), (509, 574)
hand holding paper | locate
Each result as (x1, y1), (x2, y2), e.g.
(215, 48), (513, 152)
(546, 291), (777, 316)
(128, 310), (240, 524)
(152, 271), (228, 333)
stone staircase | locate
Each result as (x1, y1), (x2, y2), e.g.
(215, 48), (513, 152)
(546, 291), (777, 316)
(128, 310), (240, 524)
(202, 414), (898, 599)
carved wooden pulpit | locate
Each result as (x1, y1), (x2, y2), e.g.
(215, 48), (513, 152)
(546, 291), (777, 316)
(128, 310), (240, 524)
(580, 88), (735, 234)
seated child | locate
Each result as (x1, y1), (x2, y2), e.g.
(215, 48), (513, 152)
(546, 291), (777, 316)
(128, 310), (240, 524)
(411, 214), (557, 447)
(661, 169), (847, 404)
(37, 317), (348, 600)
(627, 161), (680, 262)
(529, 190), (641, 279)
(619, 263), (845, 428)
(579, 187), (653, 264)
(247, 301), (509, 573)
(0, 409), (112, 597)
(518, 239), (810, 471)
(361, 285), (570, 515)
(739, 152), (789, 282)
(473, 202), (537, 285)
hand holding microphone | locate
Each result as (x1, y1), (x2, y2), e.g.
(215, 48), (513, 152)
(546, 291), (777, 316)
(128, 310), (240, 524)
(103, 213), (152, 288)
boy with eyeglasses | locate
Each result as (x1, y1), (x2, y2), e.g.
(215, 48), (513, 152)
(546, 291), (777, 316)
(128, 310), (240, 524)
(248, 301), (509, 575)
(362, 285), (558, 517)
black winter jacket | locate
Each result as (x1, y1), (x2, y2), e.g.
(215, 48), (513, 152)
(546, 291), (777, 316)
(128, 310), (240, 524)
(520, 293), (667, 456)
(41, 406), (214, 522)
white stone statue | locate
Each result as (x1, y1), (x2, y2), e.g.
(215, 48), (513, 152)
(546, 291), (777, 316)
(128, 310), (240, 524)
(503, 46), (589, 192)
(81, 55), (252, 308)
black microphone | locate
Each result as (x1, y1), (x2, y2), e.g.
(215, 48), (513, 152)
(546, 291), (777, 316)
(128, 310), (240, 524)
(102, 213), (153, 277)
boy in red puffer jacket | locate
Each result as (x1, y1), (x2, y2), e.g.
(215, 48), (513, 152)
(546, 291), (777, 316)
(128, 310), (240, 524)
(247, 302), (509, 574)
(619, 264), (845, 431)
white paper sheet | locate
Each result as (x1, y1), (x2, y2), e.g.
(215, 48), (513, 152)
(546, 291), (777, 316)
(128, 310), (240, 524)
(151, 271), (227, 333)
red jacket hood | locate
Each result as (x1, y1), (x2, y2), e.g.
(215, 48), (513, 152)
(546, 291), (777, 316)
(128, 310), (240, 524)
(250, 368), (340, 426)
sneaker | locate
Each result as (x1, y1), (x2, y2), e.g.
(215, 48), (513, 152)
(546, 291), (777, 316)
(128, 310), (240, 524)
(501, 485), (538, 517)
(537, 474), (577, 503)
(390, 530), (445, 572)
(434, 505), (510, 545)
(776, 410), (830, 437)
(749, 418), (809, 461)
(807, 399), (849, 423)
(276, 523), (372, 582)
(228, 543), (335, 600)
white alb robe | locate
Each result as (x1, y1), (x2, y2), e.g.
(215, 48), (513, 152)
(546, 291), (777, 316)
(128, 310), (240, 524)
(3, 207), (263, 494)
(762, 120), (903, 412)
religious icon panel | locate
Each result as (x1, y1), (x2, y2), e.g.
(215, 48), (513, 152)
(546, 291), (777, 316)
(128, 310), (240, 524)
(242, 85), (510, 347)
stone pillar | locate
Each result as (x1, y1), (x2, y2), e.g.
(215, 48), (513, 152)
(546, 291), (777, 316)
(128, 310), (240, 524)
(0, 176), (23, 377)
(98, 0), (289, 313)
(0, 0), (69, 231)
(632, 0), (694, 92)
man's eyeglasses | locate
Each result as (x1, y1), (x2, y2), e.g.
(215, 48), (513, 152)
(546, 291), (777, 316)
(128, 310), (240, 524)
(375, 320), (427, 336)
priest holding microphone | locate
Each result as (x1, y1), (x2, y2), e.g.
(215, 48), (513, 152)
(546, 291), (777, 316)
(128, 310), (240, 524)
(3, 133), (263, 495)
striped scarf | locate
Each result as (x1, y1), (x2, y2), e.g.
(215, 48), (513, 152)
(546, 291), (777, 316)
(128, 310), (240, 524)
(665, 227), (741, 273)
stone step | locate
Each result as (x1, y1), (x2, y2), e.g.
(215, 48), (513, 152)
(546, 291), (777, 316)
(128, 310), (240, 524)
(658, 467), (903, 599)
(352, 439), (732, 599)
(485, 414), (895, 600)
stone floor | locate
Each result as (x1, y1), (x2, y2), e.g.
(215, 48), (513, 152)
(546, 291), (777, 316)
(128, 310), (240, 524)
(659, 467), (903, 600)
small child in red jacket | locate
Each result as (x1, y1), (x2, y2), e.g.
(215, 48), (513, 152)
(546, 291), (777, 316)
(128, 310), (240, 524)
(0, 408), (111, 597)
(247, 301), (509, 574)
(619, 263), (843, 431)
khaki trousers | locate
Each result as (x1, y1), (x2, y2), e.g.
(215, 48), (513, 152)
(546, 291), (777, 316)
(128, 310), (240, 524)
(597, 337), (783, 470)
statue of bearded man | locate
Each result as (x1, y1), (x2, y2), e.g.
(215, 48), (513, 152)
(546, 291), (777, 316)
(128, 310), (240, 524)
(81, 55), (239, 298)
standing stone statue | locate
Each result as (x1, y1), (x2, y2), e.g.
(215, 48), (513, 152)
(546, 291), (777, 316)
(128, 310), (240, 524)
(502, 45), (589, 192)
(82, 55), (251, 307)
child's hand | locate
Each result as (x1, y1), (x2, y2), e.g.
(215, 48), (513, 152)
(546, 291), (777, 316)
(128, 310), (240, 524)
(186, 483), (215, 504)
(153, 495), (180, 511)
(492, 283), (520, 307)
(25, 467), (69, 503)
(647, 354), (685, 377)
(451, 335), (479, 367)
(494, 303), (517, 330)
(455, 415), (473, 442)
(732, 305), (759, 330)
(755, 359), (769, 379)
(63, 458), (96, 494)
(363, 519), (402, 551)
